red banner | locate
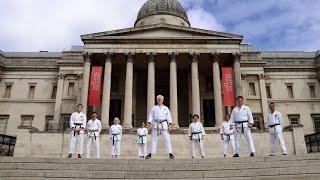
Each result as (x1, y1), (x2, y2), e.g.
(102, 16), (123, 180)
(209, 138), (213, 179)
(222, 67), (235, 107)
(88, 66), (102, 106)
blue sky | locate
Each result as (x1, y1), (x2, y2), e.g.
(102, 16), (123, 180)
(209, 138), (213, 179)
(0, 0), (319, 52)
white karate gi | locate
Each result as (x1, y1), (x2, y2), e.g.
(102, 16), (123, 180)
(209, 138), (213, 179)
(109, 124), (122, 156)
(137, 127), (148, 157)
(68, 112), (87, 155)
(267, 111), (287, 155)
(148, 105), (173, 154)
(86, 119), (101, 158)
(220, 121), (235, 156)
(230, 105), (256, 154)
(188, 121), (205, 157)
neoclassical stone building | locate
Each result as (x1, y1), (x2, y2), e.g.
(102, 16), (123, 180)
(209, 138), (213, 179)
(1, 0), (320, 141)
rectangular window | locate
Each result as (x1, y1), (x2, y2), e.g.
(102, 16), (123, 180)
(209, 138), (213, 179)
(286, 85), (294, 98)
(249, 82), (256, 96)
(21, 115), (34, 127)
(266, 84), (272, 99)
(4, 85), (12, 98)
(253, 114), (262, 130)
(67, 82), (74, 96)
(61, 114), (71, 131)
(45, 116), (54, 131)
(313, 116), (320, 133)
(288, 115), (300, 125)
(310, 85), (316, 98)
(0, 116), (9, 134)
(51, 85), (57, 99)
(28, 85), (35, 99)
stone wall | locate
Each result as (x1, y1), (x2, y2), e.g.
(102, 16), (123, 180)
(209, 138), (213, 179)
(14, 126), (307, 159)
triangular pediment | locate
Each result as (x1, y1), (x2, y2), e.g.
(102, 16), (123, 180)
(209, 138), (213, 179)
(81, 24), (243, 42)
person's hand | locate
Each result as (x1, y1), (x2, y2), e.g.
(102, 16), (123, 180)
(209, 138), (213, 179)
(230, 126), (234, 130)
(248, 123), (253, 128)
(168, 124), (172, 133)
(220, 135), (224, 141)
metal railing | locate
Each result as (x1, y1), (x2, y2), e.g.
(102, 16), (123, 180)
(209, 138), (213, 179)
(305, 132), (320, 153)
(0, 134), (16, 156)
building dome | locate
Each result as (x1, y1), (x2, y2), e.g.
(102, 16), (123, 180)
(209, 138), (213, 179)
(134, 0), (190, 27)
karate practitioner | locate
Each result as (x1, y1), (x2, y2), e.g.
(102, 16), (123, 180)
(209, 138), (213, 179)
(230, 96), (256, 157)
(67, 104), (87, 158)
(220, 114), (235, 158)
(86, 112), (101, 159)
(145, 95), (175, 159)
(267, 103), (287, 156)
(188, 114), (205, 159)
(109, 117), (122, 159)
(136, 121), (148, 158)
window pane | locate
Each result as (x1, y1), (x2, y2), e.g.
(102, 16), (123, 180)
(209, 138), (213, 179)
(0, 120), (7, 134)
(21, 116), (33, 126)
(4, 85), (11, 98)
(28, 86), (35, 99)
(314, 117), (320, 133)
(249, 83), (256, 96)
(288, 115), (300, 125)
(266, 85), (271, 99)
(287, 86), (293, 98)
(52, 86), (57, 99)
(67, 82), (74, 96)
(62, 115), (71, 131)
(310, 86), (316, 98)
(253, 115), (261, 130)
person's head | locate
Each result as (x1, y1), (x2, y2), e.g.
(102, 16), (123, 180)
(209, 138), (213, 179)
(76, 104), (83, 112)
(91, 112), (97, 120)
(156, 95), (164, 105)
(113, 117), (120, 125)
(236, 96), (244, 107)
(192, 114), (200, 122)
(140, 121), (146, 128)
(269, 103), (275, 112)
(224, 114), (230, 121)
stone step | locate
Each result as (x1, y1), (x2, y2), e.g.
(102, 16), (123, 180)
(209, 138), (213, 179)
(0, 154), (319, 179)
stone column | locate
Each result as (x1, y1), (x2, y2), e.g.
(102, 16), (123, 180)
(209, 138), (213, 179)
(190, 52), (201, 116)
(53, 73), (65, 129)
(259, 74), (269, 130)
(101, 53), (113, 128)
(123, 52), (134, 128)
(81, 52), (92, 113)
(233, 53), (243, 98)
(212, 53), (223, 127)
(169, 52), (179, 128)
(147, 53), (156, 116)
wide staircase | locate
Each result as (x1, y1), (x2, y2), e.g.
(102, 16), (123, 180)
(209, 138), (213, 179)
(0, 154), (320, 179)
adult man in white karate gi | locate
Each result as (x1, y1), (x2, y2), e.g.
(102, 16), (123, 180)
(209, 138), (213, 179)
(145, 95), (175, 159)
(230, 96), (255, 157)
(86, 112), (102, 158)
(267, 103), (287, 156)
(67, 104), (87, 158)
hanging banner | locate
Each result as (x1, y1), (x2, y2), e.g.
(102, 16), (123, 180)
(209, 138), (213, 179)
(88, 66), (102, 106)
(222, 67), (235, 106)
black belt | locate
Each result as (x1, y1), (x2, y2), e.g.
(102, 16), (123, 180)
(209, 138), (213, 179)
(138, 135), (147, 144)
(155, 120), (168, 135)
(269, 123), (280, 131)
(223, 134), (231, 141)
(235, 121), (248, 134)
(190, 132), (202, 142)
(73, 123), (83, 137)
(89, 130), (99, 141)
(112, 133), (119, 146)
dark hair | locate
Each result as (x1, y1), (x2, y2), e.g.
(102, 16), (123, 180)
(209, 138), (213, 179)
(192, 114), (200, 119)
(225, 114), (230, 117)
(77, 104), (83, 108)
(92, 112), (97, 115)
(236, 96), (244, 100)
(269, 102), (274, 105)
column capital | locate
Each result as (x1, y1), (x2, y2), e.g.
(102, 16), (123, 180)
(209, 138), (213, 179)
(211, 52), (220, 62)
(125, 52), (135, 62)
(190, 52), (200, 63)
(146, 52), (157, 62)
(232, 52), (241, 62)
(258, 74), (265, 80)
(169, 52), (178, 62)
(58, 73), (66, 80)
(83, 52), (92, 63)
(103, 52), (114, 62)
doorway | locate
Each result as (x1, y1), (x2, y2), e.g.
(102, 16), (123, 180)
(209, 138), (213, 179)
(203, 99), (215, 127)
